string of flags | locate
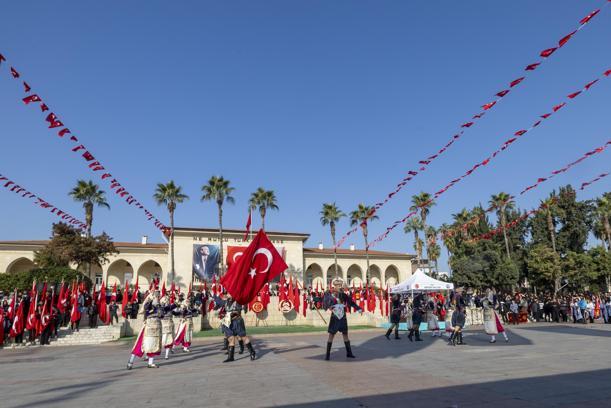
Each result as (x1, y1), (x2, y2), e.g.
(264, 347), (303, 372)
(468, 171), (609, 243)
(367, 68), (611, 248)
(335, 3), (609, 248)
(441, 140), (611, 240)
(0, 54), (169, 236)
(0, 173), (87, 229)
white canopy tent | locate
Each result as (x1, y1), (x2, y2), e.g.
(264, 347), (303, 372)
(390, 269), (454, 293)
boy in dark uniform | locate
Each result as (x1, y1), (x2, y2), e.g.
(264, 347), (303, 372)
(385, 294), (402, 340)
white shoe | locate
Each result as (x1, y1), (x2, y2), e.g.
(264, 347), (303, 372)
(147, 363), (159, 368)
(490, 339), (496, 343)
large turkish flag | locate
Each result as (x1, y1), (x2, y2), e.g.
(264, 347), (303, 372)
(221, 229), (288, 305)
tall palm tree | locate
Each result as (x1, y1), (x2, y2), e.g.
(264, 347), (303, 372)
(320, 203), (346, 280)
(202, 176), (235, 275)
(350, 204), (378, 282)
(249, 188), (279, 231)
(69, 180), (110, 237)
(154, 181), (189, 282)
(489, 192), (515, 259)
(595, 193), (611, 251)
(452, 209), (471, 240)
(404, 216), (424, 264)
(541, 195), (559, 253)
(427, 242), (441, 275)
(410, 192), (435, 262)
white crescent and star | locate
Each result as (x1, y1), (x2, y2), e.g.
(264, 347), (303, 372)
(248, 248), (273, 278)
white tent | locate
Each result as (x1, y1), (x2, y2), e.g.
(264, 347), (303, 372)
(390, 269), (454, 293)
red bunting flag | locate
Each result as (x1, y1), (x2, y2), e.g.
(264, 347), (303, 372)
(540, 47), (557, 58)
(579, 9), (600, 25)
(525, 63), (540, 71)
(10, 67), (19, 78)
(22, 94), (41, 104)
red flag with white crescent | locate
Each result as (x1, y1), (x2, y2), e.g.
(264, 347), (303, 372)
(220, 229), (288, 305)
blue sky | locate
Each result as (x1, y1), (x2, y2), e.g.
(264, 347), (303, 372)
(0, 1), (609, 271)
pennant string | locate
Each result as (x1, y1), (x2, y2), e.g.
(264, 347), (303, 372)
(335, 3), (608, 248)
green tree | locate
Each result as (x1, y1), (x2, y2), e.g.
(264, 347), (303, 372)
(526, 245), (562, 293)
(589, 246), (611, 291)
(489, 192), (514, 259)
(562, 251), (595, 291)
(350, 204), (378, 281)
(594, 193), (611, 251)
(249, 188), (279, 231)
(320, 203), (346, 281)
(69, 180), (110, 237)
(404, 216), (424, 264)
(154, 181), (189, 282)
(34, 223), (117, 272)
(556, 185), (591, 254)
(202, 176), (235, 275)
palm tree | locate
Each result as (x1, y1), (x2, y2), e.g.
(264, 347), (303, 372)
(350, 204), (378, 282)
(410, 192), (435, 261)
(69, 180), (110, 237)
(404, 216), (424, 264)
(320, 203), (346, 280)
(249, 188), (278, 231)
(595, 193), (611, 251)
(489, 192), (515, 259)
(452, 209), (471, 240)
(427, 242), (441, 276)
(202, 176), (235, 275)
(154, 181), (189, 282)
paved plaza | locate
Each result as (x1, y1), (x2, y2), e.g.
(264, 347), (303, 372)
(2, 323), (611, 408)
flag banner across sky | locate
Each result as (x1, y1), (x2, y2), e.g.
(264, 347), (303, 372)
(441, 139), (611, 240)
(367, 68), (611, 249)
(0, 172), (86, 229)
(0, 53), (169, 235)
(335, 2), (609, 248)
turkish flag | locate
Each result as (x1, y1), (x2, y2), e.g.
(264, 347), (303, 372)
(226, 245), (247, 268)
(244, 211), (252, 241)
(98, 281), (110, 324)
(122, 281), (130, 318)
(220, 229), (288, 305)
(10, 301), (24, 338)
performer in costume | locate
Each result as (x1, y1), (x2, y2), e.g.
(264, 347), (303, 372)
(127, 291), (163, 369)
(215, 294), (255, 363)
(448, 305), (466, 346)
(426, 294), (441, 337)
(323, 278), (362, 360)
(483, 290), (509, 343)
(160, 294), (178, 360)
(174, 295), (199, 353)
(384, 294), (402, 340)
(408, 293), (424, 342)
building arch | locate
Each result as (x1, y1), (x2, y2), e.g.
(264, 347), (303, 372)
(346, 264), (363, 287)
(385, 265), (400, 289)
(368, 264), (382, 288)
(6, 257), (36, 274)
(305, 263), (323, 289)
(106, 259), (134, 287)
(326, 264), (343, 288)
(137, 260), (163, 288)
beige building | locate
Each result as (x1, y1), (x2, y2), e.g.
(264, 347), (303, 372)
(0, 226), (415, 289)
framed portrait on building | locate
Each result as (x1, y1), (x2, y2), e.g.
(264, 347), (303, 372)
(192, 244), (220, 280)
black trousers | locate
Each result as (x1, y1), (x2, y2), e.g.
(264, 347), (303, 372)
(40, 326), (52, 345)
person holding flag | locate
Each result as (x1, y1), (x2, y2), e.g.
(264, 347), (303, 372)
(173, 293), (199, 354)
(127, 290), (163, 369)
(219, 229), (289, 363)
(322, 278), (362, 361)
(160, 292), (178, 360)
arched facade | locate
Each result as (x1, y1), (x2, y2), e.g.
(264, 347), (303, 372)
(106, 260), (134, 287)
(305, 263), (323, 288)
(137, 260), (163, 288)
(326, 264), (343, 287)
(385, 265), (400, 288)
(6, 257), (36, 274)
(368, 264), (382, 288)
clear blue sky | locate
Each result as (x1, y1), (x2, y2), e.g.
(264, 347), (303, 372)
(1, 1), (609, 272)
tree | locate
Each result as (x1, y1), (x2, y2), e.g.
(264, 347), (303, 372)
(154, 181), (189, 282)
(69, 180), (110, 237)
(350, 204), (378, 282)
(594, 193), (611, 251)
(489, 192), (514, 259)
(410, 192), (435, 258)
(249, 188), (279, 231)
(589, 246), (611, 291)
(555, 185), (591, 254)
(562, 251), (595, 291)
(541, 195), (559, 253)
(403, 216), (424, 264)
(202, 176), (235, 276)
(320, 203), (346, 281)
(427, 242), (441, 275)
(526, 245), (562, 293)
(34, 223), (117, 272)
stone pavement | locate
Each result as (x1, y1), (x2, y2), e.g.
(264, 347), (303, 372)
(2, 323), (611, 408)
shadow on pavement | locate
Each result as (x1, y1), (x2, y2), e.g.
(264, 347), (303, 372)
(274, 368), (611, 408)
